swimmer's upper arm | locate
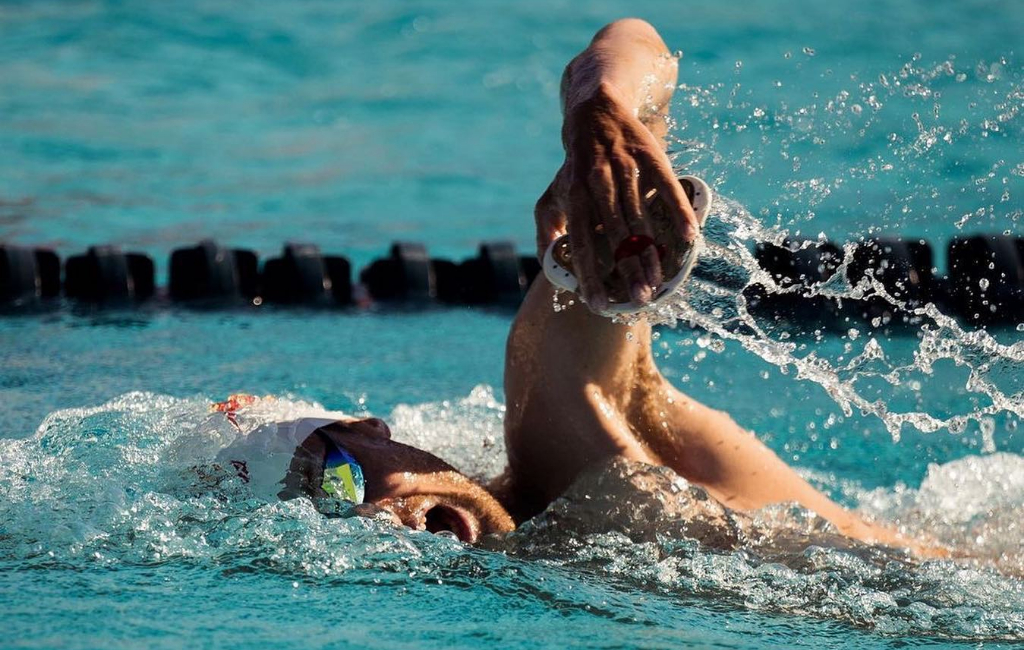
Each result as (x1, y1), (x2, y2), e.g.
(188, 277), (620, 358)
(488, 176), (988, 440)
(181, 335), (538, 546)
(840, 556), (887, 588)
(644, 386), (842, 513)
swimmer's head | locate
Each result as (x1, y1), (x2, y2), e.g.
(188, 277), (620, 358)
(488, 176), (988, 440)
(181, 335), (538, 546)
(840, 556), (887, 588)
(281, 417), (515, 543)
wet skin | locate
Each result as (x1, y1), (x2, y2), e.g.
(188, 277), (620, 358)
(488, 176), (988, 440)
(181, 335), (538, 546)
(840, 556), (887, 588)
(281, 417), (515, 544)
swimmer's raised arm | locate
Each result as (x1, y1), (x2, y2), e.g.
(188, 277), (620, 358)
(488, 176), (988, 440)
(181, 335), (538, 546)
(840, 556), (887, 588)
(507, 20), (942, 556)
(535, 18), (698, 312)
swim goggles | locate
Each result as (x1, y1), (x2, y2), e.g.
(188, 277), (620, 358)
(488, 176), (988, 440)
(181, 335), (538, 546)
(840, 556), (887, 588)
(316, 431), (365, 504)
(542, 175), (713, 316)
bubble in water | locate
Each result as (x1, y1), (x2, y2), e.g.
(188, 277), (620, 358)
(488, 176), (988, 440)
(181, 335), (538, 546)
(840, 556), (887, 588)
(979, 278), (990, 290)
(802, 47), (816, 57)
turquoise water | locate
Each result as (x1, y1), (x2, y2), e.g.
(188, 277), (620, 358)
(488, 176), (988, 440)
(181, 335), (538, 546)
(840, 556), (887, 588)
(2, 0), (1023, 647)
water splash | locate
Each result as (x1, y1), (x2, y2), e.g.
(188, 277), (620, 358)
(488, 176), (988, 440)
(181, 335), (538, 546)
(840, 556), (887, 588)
(499, 457), (1024, 640)
(647, 216), (1024, 442)
(668, 49), (1022, 235)
(388, 384), (508, 481)
(1, 392), (1022, 640)
(646, 48), (1024, 443)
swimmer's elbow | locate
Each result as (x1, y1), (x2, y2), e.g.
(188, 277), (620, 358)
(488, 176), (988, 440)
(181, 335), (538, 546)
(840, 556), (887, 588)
(595, 18), (657, 36)
(591, 19), (665, 47)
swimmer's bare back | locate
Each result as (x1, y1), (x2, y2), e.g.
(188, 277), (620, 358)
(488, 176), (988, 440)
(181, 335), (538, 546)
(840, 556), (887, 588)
(503, 18), (944, 557)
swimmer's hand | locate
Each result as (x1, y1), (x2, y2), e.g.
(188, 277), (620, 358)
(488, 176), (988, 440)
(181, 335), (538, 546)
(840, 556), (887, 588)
(535, 20), (698, 314)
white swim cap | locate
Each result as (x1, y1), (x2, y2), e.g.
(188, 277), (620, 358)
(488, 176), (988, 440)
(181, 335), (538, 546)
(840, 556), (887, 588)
(214, 418), (340, 502)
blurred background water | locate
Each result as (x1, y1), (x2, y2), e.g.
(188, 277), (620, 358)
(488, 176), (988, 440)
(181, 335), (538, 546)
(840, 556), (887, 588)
(1, 0), (1022, 647)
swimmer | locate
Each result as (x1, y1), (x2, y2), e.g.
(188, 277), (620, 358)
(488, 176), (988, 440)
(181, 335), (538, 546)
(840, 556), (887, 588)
(211, 19), (935, 554)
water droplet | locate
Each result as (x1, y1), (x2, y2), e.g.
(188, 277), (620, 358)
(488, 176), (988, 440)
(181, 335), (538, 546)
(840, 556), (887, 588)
(802, 47), (816, 57)
(979, 278), (990, 290)
(980, 417), (997, 453)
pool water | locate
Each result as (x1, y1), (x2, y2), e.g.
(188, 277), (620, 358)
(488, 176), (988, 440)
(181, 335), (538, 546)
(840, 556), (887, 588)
(1, 0), (1023, 647)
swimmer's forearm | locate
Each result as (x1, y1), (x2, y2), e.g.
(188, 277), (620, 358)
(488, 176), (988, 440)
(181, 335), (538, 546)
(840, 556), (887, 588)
(561, 19), (677, 126)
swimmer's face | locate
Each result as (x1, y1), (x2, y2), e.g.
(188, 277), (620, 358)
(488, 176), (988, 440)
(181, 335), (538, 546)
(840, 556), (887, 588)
(283, 418), (515, 543)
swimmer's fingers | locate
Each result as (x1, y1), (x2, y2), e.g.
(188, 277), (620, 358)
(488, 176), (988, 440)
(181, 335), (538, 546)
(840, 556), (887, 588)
(636, 147), (699, 243)
(612, 154), (662, 290)
(566, 185), (607, 311)
(534, 171), (569, 260)
(591, 161), (650, 305)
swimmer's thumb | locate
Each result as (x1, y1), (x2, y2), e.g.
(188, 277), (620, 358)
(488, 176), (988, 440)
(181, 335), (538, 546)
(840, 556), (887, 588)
(534, 181), (568, 260)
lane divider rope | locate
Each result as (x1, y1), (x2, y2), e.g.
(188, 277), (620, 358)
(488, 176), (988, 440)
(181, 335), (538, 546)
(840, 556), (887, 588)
(1, 235), (1022, 330)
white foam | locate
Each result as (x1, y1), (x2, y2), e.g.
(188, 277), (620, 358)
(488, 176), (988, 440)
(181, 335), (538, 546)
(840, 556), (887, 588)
(1, 392), (1022, 639)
